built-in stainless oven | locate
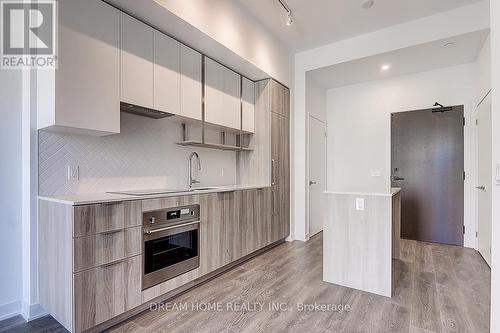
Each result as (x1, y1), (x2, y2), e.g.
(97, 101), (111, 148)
(142, 204), (200, 290)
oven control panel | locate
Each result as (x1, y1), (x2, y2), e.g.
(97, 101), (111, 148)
(143, 204), (200, 227)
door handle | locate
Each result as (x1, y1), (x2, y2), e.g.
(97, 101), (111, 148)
(393, 176), (405, 181)
(476, 186), (486, 191)
(309, 180), (317, 186)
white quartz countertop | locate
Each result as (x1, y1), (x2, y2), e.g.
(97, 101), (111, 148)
(323, 187), (402, 197)
(38, 184), (271, 206)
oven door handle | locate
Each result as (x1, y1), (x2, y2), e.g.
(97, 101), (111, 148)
(144, 220), (201, 235)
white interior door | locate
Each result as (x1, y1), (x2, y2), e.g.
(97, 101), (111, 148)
(477, 92), (492, 266)
(308, 116), (327, 237)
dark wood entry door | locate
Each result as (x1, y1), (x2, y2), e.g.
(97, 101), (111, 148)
(391, 106), (464, 246)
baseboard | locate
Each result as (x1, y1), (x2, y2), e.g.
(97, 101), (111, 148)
(0, 300), (21, 321)
(294, 233), (309, 242)
(21, 301), (47, 321)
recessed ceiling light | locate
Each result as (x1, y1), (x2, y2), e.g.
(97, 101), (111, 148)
(361, 0), (375, 9)
(444, 42), (455, 48)
(381, 64), (391, 71)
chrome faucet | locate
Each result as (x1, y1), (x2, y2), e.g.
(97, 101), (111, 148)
(188, 152), (201, 190)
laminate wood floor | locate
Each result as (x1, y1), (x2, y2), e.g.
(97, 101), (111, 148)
(0, 234), (490, 333)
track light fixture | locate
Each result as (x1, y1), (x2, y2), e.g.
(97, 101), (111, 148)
(278, 0), (293, 26)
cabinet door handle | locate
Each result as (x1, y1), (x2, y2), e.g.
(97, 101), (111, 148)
(102, 258), (127, 268)
(271, 159), (276, 186)
(100, 229), (123, 236)
(144, 221), (201, 235)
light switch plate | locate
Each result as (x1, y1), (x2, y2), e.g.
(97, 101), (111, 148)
(355, 198), (365, 211)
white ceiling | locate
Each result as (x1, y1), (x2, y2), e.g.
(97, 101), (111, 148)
(308, 29), (489, 90)
(237, 0), (484, 51)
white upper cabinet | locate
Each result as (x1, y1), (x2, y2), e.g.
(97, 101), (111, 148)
(154, 31), (181, 115)
(37, 0), (120, 135)
(242, 77), (255, 133)
(180, 45), (202, 120)
(120, 14), (154, 109)
(204, 58), (241, 131)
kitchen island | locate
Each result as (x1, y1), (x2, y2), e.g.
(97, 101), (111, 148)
(322, 188), (401, 297)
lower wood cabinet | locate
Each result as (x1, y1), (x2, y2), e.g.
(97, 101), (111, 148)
(73, 201), (142, 237)
(40, 186), (288, 333)
(198, 193), (225, 274)
(73, 227), (142, 272)
(74, 255), (142, 332)
(39, 200), (144, 333)
(223, 191), (244, 263)
(222, 188), (284, 263)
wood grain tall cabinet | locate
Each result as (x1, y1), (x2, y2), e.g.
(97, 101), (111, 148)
(238, 78), (290, 239)
(269, 80), (291, 239)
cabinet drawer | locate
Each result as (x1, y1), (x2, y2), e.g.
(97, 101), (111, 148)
(74, 201), (142, 237)
(73, 227), (142, 272)
(74, 255), (142, 332)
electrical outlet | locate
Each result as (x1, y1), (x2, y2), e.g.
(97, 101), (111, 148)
(370, 169), (381, 177)
(67, 165), (79, 181)
(355, 198), (365, 211)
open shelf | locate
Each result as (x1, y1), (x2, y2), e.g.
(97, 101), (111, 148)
(175, 140), (253, 152)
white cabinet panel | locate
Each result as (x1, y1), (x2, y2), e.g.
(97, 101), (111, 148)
(154, 31), (180, 115)
(38, 0), (120, 135)
(205, 58), (241, 130)
(242, 77), (255, 133)
(120, 14), (154, 108)
(180, 45), (202, 120)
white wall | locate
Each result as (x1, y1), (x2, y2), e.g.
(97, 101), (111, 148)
(476, 34), (491, 104)
(292, 2), (490, 241)
(306, 75), (327, 123)
(326, 64), (477, 247)
(489, 0), (500, 331)
(153, 0), (292, 87)
(38, 113), (238, 195)
(0, 70), (23, 320)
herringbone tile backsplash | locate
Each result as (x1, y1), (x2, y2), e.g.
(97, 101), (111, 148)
(39, 113), (237, 195)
